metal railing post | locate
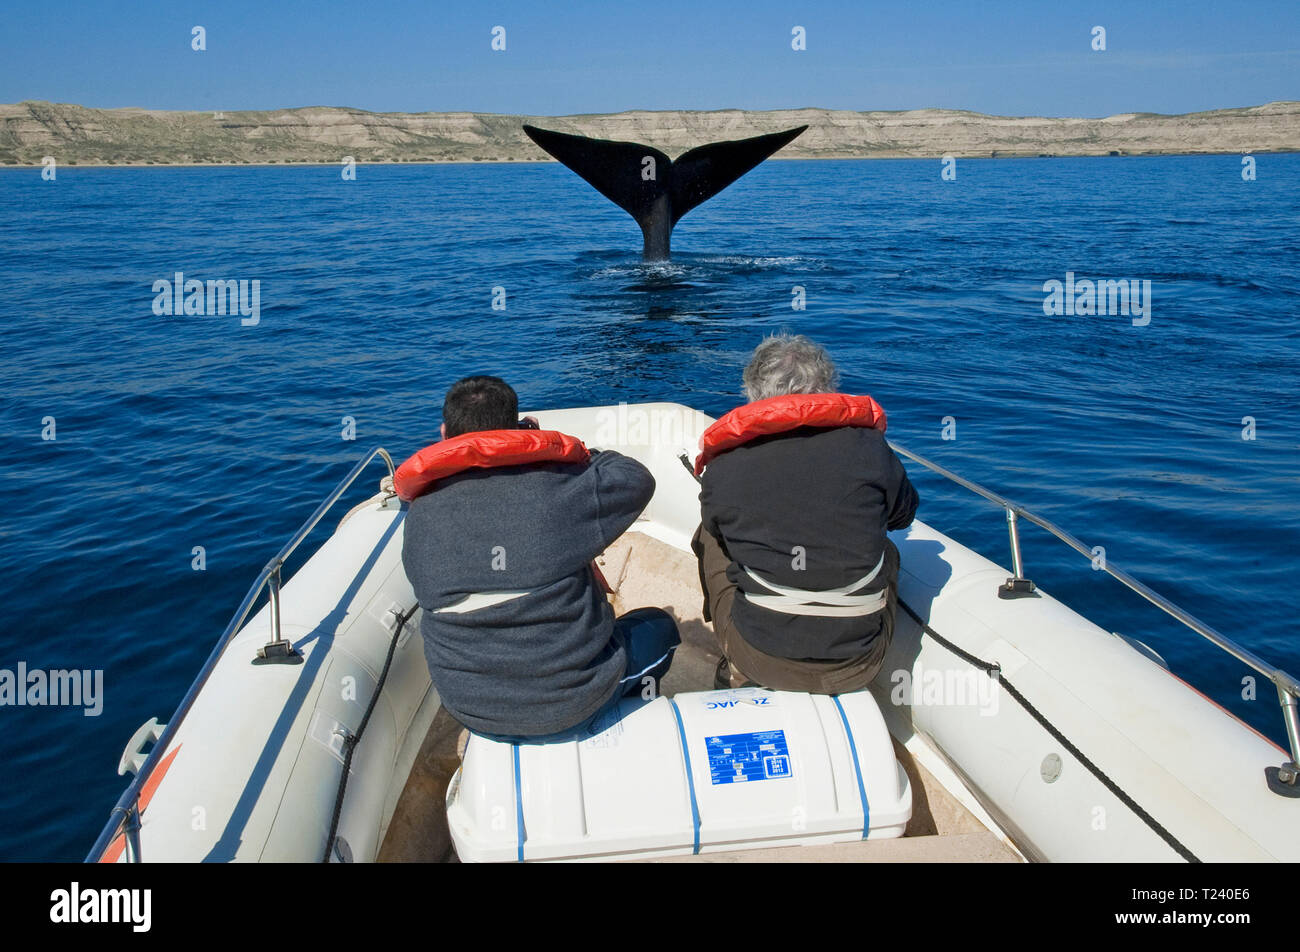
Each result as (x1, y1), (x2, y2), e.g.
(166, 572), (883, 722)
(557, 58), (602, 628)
(122, 802), (142, 863)
(1277, 684), (1300, 782)
(256, 563), (299, 664)
(1264, 682), (1300, 796)
(268, 565), (282, 643)
(998, 507), (1036, 599)
(1006, 509), (1024, 577)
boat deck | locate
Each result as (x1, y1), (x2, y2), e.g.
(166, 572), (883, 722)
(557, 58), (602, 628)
(378, 530), (1022, 863)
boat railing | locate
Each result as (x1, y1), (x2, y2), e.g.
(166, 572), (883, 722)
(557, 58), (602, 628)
(889, 440), (1300, 789)
(85, 446), (397, 863)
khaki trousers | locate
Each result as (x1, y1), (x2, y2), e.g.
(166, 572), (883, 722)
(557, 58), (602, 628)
(692, 526), (896, 694)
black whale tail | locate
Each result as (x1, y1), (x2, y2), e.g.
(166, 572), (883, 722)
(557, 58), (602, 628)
(522, 124), (807, 261)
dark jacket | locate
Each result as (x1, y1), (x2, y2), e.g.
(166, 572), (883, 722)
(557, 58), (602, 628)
(401, 450), (655, 736)
(700, 425), (918, 661)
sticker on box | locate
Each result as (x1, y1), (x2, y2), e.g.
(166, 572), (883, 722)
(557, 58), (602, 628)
(705, 730), (793, 785)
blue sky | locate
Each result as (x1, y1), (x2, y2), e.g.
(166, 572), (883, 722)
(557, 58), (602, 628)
(1, 1), (1296, 116)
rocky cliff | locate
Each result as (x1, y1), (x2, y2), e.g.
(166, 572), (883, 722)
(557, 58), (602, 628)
(2, 100), (1296, 165)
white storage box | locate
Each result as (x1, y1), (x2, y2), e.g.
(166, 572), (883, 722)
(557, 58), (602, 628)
(446, 687), (911, 862)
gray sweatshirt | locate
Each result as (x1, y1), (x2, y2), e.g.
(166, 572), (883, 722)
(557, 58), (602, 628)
(401, 449), (655, 736)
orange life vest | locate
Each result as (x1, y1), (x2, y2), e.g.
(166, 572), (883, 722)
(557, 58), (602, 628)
(694, 393), (888, 475)
(394, 429), (591, 502)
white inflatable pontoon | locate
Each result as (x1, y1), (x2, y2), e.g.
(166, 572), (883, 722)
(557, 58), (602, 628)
(86, 403), (1300, 863)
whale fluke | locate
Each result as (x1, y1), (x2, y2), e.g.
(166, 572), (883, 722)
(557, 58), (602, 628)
(522, 124), (807, 261)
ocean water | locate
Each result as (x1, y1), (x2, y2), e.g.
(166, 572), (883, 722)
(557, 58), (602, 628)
(1, 155), (1298, 861)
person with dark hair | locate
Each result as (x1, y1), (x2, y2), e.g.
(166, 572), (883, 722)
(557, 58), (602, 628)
(440, 375), (523, 438)
(400, 375), (679, 743)
(693, 334), (918, 694)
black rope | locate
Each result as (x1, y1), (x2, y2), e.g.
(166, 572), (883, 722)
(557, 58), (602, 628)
(321, 603), (419, 863)
(897, 597), (1200, 863)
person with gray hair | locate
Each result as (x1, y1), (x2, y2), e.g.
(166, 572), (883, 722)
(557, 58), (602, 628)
(741, 333), (841, 402)
(692, 333), (918, 693)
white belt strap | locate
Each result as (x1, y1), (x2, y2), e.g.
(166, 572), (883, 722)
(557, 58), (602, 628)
(741, 552), (887, 617)
(432, 590), (533, 614)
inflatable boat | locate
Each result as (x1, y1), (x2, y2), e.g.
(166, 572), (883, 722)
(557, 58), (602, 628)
(86, 403), (1300, 863)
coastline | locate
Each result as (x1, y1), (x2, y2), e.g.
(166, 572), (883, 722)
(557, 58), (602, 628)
(5, 149), (1298, 169)
(4, 100), (1297, 166)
